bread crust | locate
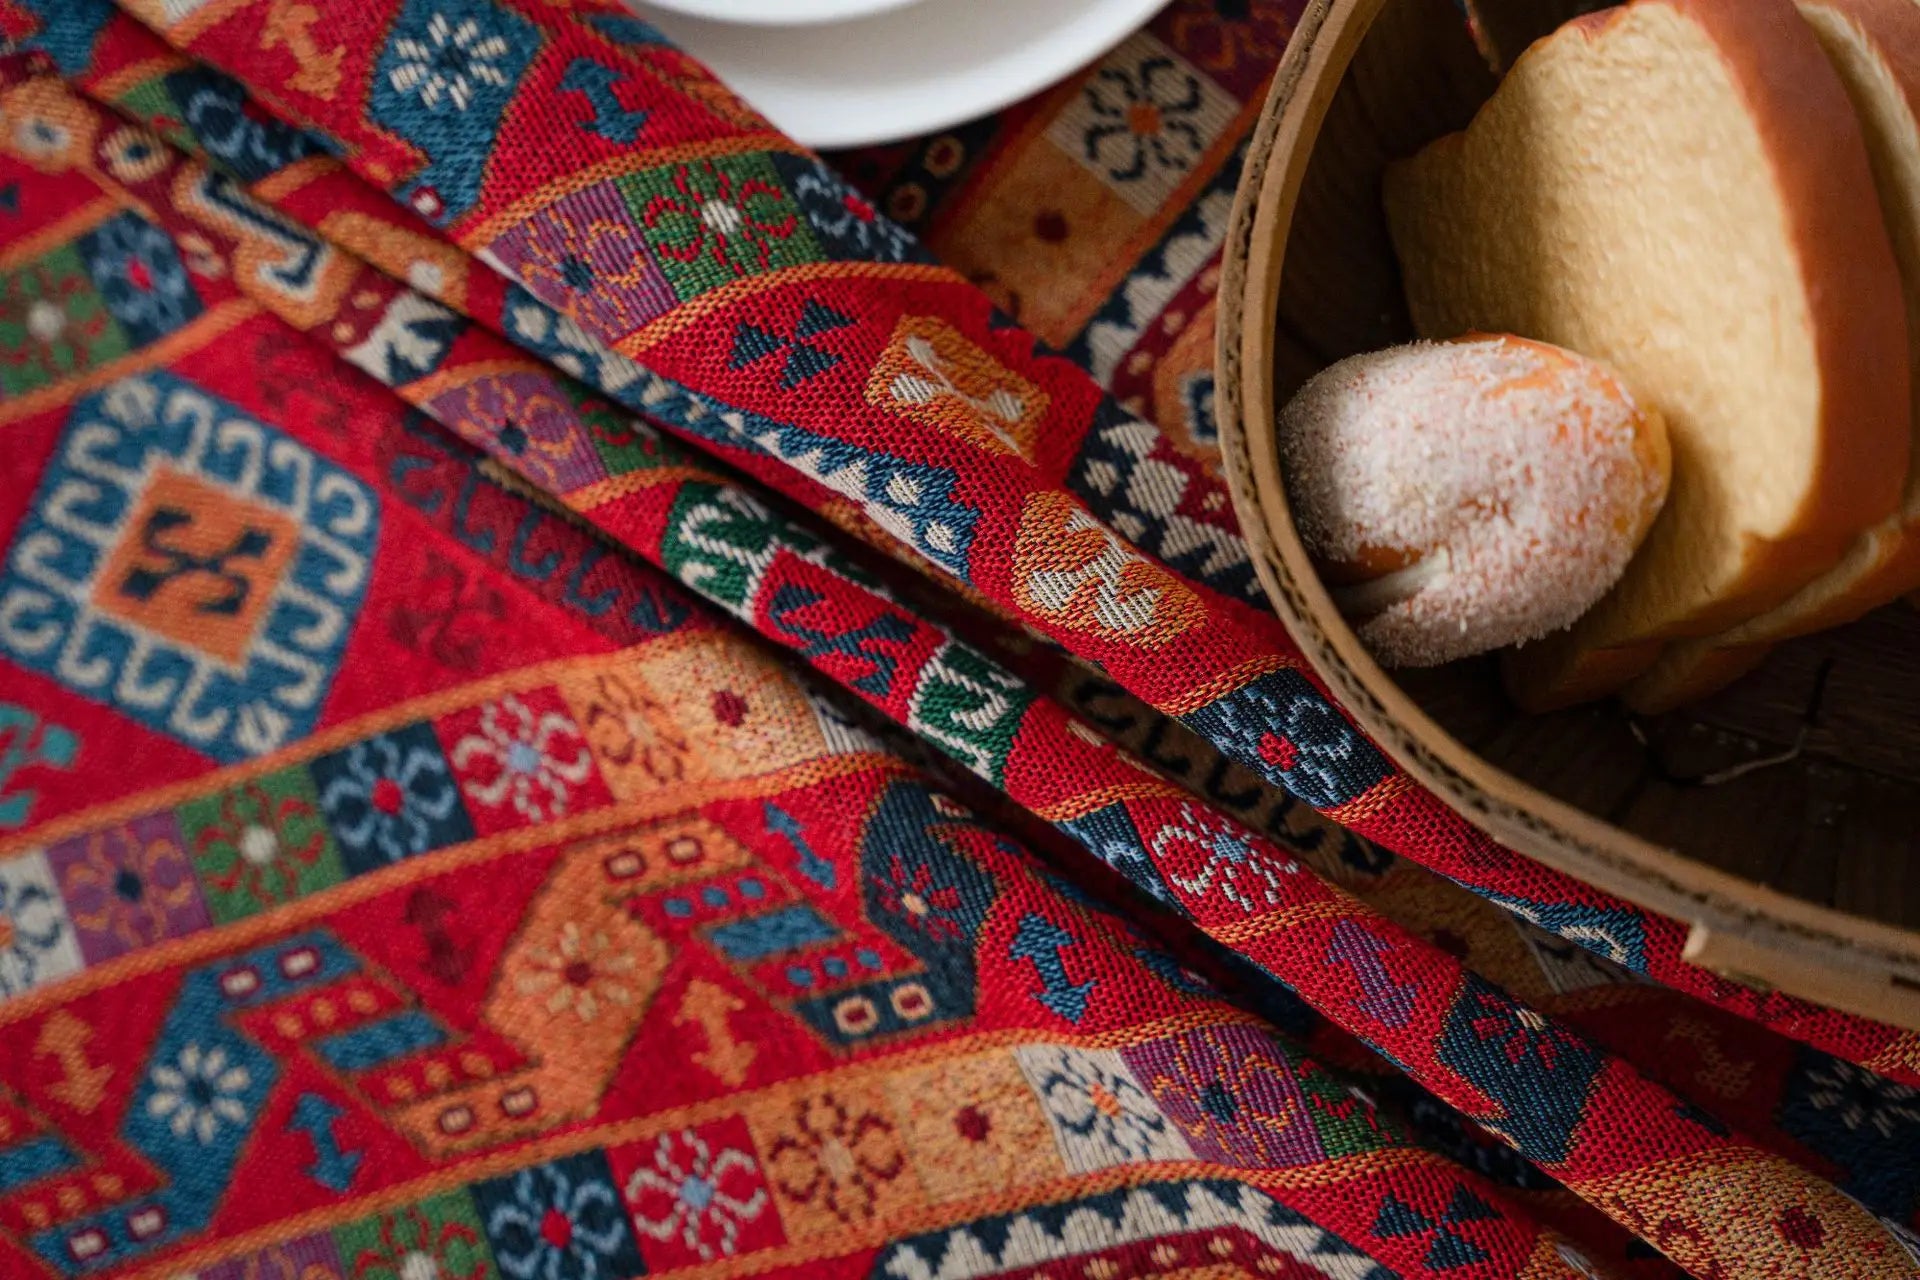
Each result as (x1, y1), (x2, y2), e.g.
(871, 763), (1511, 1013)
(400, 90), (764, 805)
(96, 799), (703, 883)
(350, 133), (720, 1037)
(1427, 0), (1911, 709)
(1621, 0), (1920, 709)
(1598, 0), (1909, 583)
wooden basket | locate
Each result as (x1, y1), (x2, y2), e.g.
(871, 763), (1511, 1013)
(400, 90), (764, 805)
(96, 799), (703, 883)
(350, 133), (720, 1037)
(1216, 0), (1920, 1029)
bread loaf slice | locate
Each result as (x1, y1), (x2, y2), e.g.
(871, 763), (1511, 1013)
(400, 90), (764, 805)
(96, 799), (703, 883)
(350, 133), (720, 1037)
(1383, 0), (1910, 712)
(1626, 0), (1920, 713)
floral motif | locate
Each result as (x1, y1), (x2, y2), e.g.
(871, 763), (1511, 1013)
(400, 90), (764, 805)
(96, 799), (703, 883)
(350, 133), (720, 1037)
(1151, 801), (1295, 914)
(1183, 670), (1393, 811)
(771, 154), (923, 264)
(0, 245), (126, 395)
(76, 210), (201, 344)
(565, 669), (691, 797)
(621, 154), (821, 301)
(1082, 58), (1206, 179)
(513, 920), (638, 1023)
(146, 1041), (253, 1144)
(337, 1191), (493, 1280)
(0, 851), (80, 997)
(487, 185), (675, 342)
(1120, 1024), (1325, 1168)
(47, 812), (209, 962)
(622, 1127), (771, 1263)
(1268, 698), (1379, 806)
(1013, 1044), (1191, 1172)
(369, 0), (538, 222)
(427, 373), (609, 496)
(310, 723), (474, 875)
(762, 1091), (906, 1228)
(1163, 1), (1294, 95)
(386, 9), (515, 111)
(473, 1153), (642, 1280)
(1047, 35), (1234, 211)
(181, 770), (344, 923)
(1437, 976), (1603, 1164)
(1795, 1058), (1920, 1139)
(869, 854), (968, 943)
(445, 690), (603, 829)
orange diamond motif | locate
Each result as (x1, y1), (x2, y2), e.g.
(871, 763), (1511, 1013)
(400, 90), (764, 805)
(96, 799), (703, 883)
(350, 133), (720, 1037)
(92, 468), (299, 666)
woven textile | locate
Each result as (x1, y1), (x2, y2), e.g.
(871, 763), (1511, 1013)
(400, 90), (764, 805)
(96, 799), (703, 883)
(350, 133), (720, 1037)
(0, 1), (1914, 1276)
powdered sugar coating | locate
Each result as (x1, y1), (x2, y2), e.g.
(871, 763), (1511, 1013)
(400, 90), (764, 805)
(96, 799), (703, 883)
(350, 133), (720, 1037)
(1277, 336), (1668, 667)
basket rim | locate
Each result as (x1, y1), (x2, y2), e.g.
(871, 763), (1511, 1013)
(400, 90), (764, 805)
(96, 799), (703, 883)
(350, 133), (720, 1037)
(1212, 0), (1920, 1023)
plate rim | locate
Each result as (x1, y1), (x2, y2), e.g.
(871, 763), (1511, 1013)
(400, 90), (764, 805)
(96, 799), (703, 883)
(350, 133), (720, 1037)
(636, 0), (1175, 149)
(639, 0), (924, 27)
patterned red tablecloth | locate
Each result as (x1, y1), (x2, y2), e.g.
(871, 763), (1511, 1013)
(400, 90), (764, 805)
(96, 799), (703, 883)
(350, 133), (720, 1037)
(0, 1), (1913, 1277)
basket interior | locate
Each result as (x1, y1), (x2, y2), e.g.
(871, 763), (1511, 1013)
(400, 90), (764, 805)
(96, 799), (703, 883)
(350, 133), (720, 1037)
(1274, 0), (1920, 931)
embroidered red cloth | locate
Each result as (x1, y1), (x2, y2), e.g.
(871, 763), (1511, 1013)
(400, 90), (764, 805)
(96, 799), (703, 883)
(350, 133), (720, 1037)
(0, 1), (1912, 1277)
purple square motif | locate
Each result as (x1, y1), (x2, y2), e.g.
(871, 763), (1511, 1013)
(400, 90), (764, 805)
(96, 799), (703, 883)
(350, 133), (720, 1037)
(1119, 1022), (1325, 1168)
(199, 1231), (345, 1280)
(485, 181), (674, 343)
(45, 811), (210, 964)
(429, 370), (611, 494)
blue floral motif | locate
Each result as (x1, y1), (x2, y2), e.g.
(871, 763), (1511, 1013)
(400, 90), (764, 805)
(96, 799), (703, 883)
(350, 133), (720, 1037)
(769, 154), (929, 264)
(309, 723), (473, 875)
(75, 212), (201, 345)
(1778, 1048), (1920, 1220)
(1183, 670), (1391, 809)
(472, 1152), (644, 1280)
(370, 0), (540, 223)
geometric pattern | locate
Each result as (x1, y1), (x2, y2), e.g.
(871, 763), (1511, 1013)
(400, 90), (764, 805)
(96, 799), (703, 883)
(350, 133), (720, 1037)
(1119, 1022), (1326, 1168)
(0, 371), (377, 763)
(368, 0), (540, 224)
(4, 1), (1920, 1277)
(0, 849), (82, 999)
(617, 154), (823, 303)
(874, 1180), (1395, 1280)
(44, 810), (209, 963)
(654, 382), (983, 581)
(1371, 1185), (1501, 1271)
(1066, 398), (1257, 600)
(0, 239), (131, 398)
(1778, 1048), (1920, 1218)
(1044, 33), (1239, 215)
(1183, 670), (1393, 810)
(1437, 977), (1602, 1165)
(308, 722), (474, 874)
(769, 153), (927, 265)
(1013, 1044), (1193, 1172)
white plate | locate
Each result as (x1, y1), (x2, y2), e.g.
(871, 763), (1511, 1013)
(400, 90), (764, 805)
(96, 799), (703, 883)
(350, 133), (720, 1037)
(633, 0), (1175, 149)
(641, 0), (923, 25)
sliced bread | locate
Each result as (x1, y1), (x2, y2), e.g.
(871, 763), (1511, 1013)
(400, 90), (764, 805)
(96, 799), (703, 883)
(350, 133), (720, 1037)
(1626, 0), (1920, 713)
(1382, 0), (1910, 712)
